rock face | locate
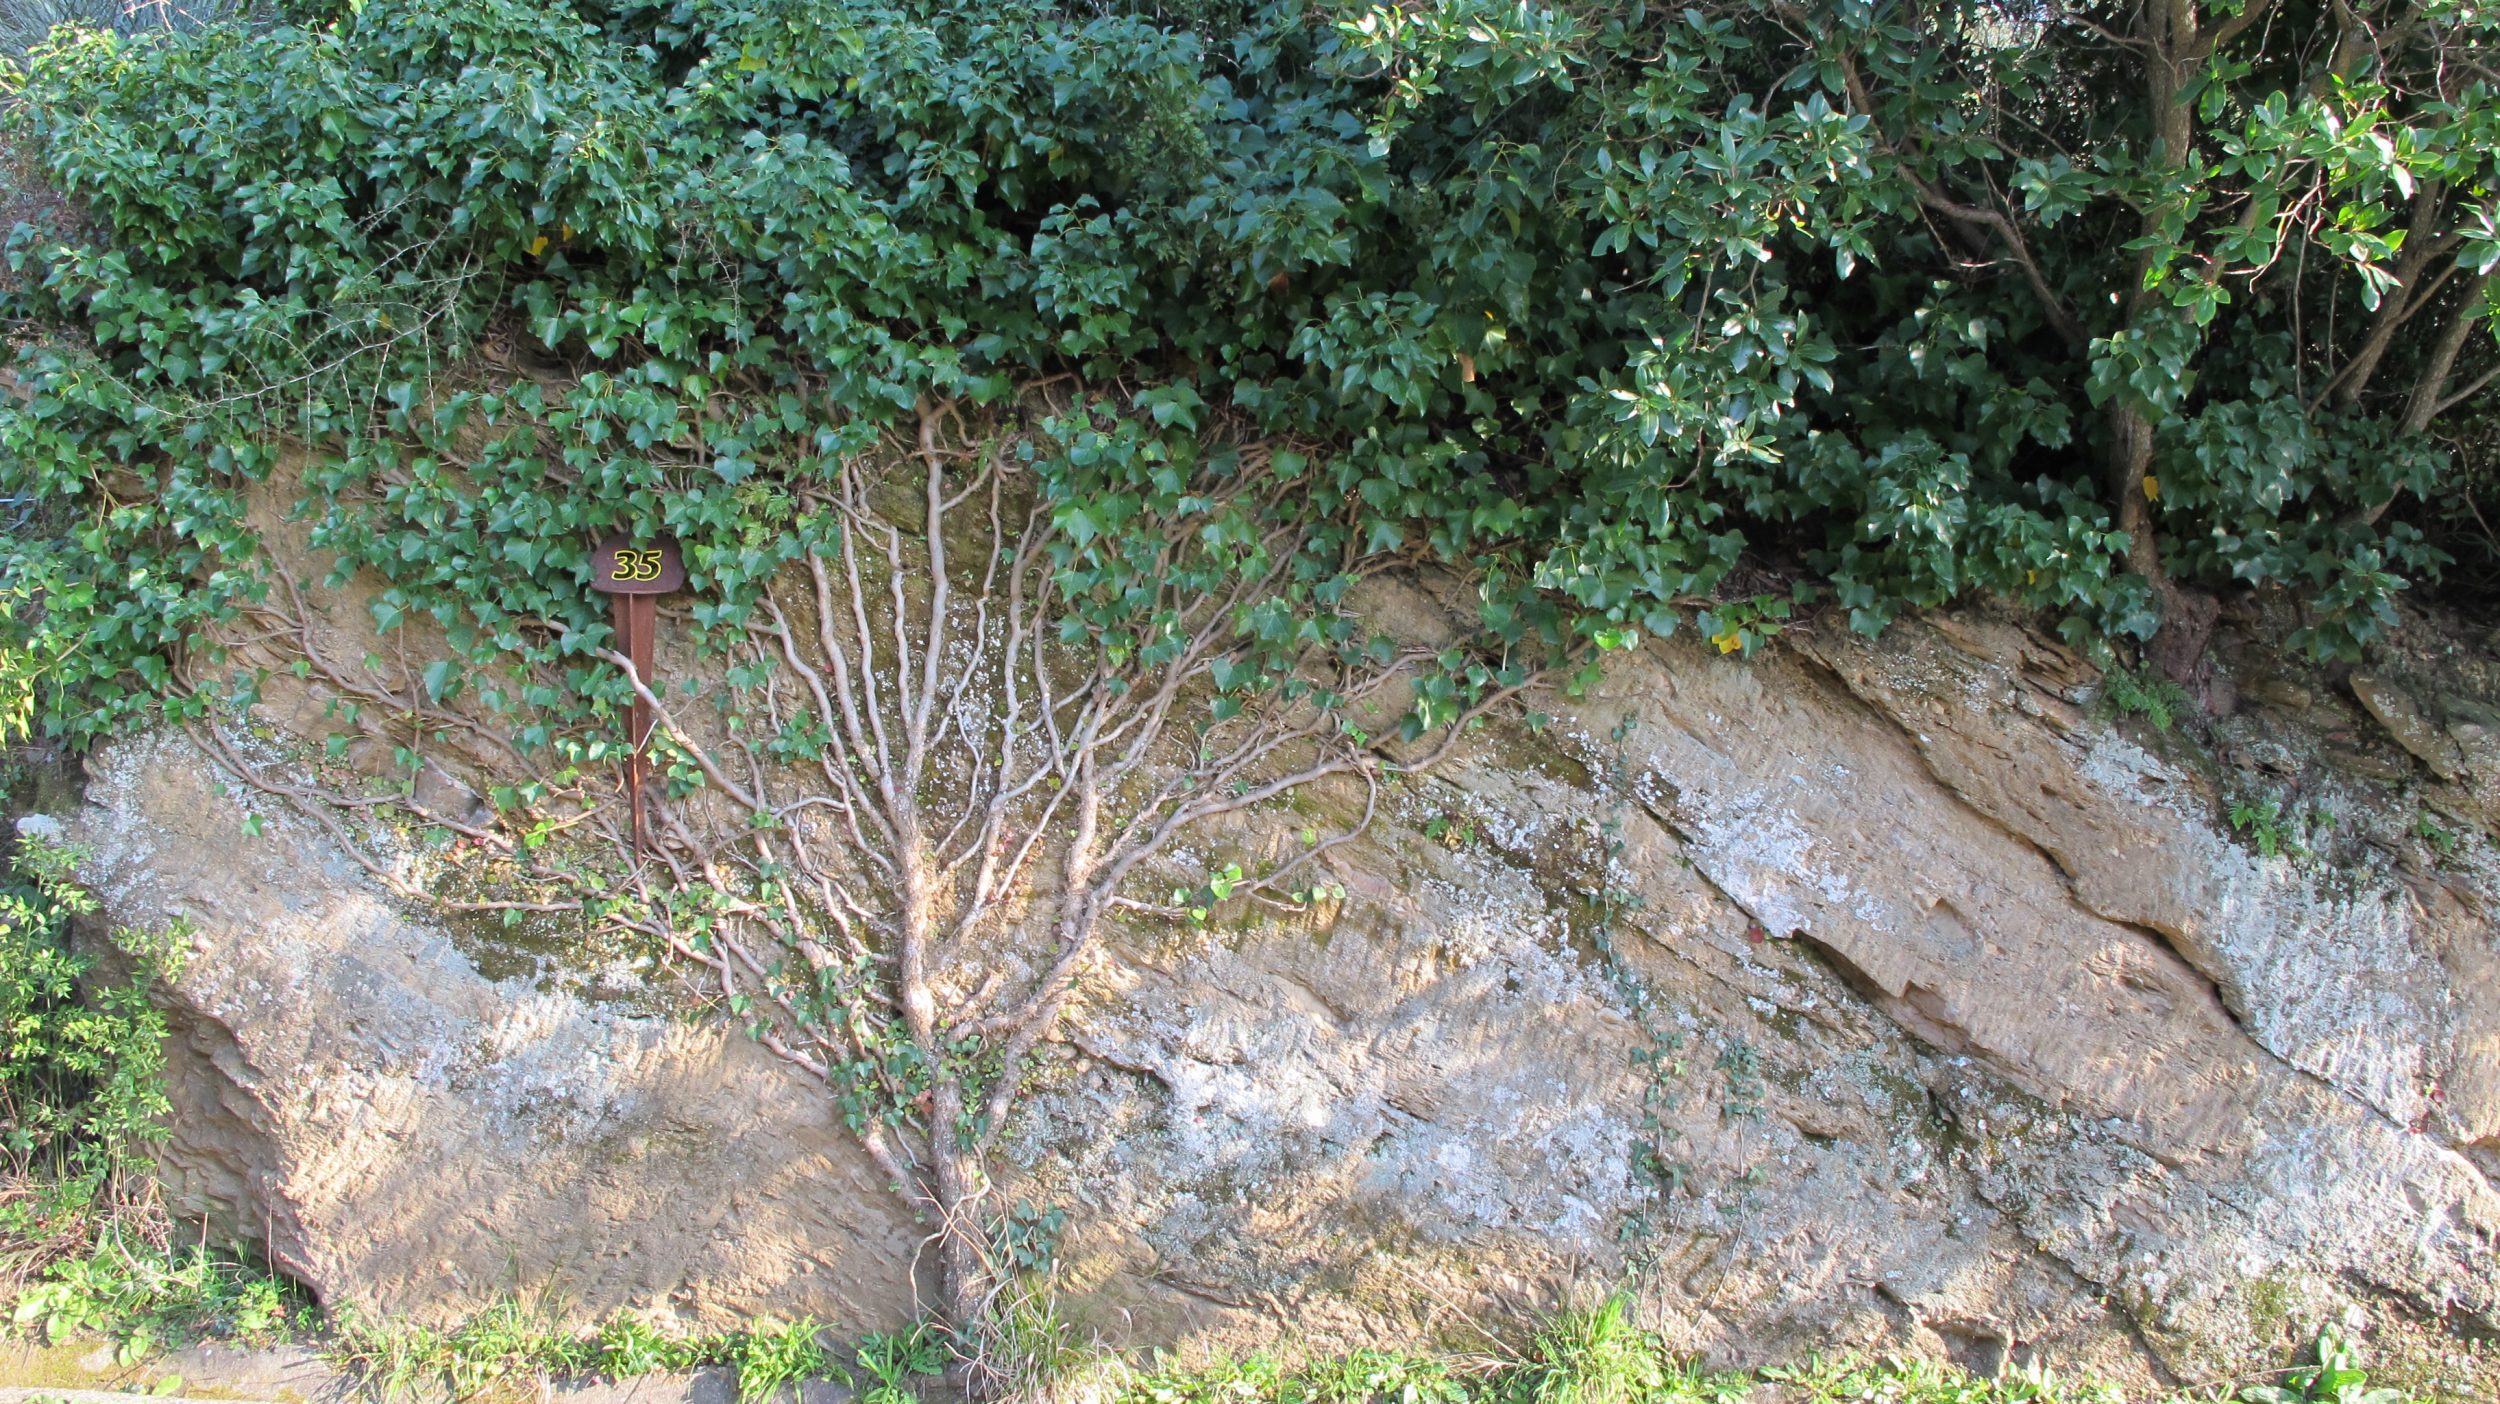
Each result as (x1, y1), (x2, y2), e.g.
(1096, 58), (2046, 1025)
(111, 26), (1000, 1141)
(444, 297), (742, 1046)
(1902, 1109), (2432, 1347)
(57, 605), (2500, 1395)
(72, 733), (921, 1329)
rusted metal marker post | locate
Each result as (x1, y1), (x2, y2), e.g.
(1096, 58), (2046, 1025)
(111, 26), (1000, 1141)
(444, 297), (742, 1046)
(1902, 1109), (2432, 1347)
(589, 530), (685, 856)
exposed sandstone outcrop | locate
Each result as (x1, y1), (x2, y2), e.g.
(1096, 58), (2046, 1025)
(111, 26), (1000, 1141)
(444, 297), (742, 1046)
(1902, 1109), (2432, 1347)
(71, 732), (921, 1328)
(53, 600), (2500, 1397)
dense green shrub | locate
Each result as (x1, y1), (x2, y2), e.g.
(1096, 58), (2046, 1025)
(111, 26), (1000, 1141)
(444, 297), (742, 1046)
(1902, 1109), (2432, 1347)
(1, 0), (2496, 748)
(0, 834), (306, 1364)
(0, 837), (181, 1186)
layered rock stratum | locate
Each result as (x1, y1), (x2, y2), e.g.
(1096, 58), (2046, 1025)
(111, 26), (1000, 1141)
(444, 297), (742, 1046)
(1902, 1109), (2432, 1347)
(48, 590), (2500, 1395)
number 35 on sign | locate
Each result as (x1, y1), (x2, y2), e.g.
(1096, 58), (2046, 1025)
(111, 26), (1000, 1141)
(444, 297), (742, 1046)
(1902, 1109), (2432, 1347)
(593, 536), (685, 594)
(610, 547), (668, 582)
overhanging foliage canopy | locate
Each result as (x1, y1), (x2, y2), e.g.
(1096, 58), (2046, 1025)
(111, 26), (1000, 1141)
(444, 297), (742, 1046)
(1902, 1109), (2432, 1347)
(4, 0), (2498, 744)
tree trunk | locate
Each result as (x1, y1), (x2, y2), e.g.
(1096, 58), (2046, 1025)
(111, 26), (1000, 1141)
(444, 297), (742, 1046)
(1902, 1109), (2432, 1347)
(889, 833), (999, 1389)
(2108, 402), (2220, 691)
(2106, 404), (2160, 583)
(2400, 270), (2495, 438)
(927, 1085), (996, 1394)
(2326, 186), (2449, 413)
(2350, 270), (2494, 528)
(2104, 0), (2223, 696)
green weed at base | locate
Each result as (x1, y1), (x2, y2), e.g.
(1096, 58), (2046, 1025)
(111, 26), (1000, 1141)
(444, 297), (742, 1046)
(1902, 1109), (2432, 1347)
(1297, 1348), (1475, 1404)
(2237, 1328), (2412, 1404)
(854, 1324), (948, 1404)
(330, 1296), (598, 1402)
(593, 1314), (712, 1377)
(9, 1228), (309, 1367)
(1765, 1353), (2123, 1402)
(5, 1281), (2477, 1404)
(316, 1299), (869, 1404)
(1508, 1298), (1721, 1404)
(725, 1318), (842, 1404)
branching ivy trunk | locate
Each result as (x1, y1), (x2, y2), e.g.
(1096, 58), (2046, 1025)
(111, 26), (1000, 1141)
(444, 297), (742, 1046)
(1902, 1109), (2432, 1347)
(569, 397), (1544, 1388)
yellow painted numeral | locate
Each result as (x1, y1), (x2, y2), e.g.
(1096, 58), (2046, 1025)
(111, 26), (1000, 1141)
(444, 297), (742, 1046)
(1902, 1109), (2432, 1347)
(610, 546), (665, 582)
